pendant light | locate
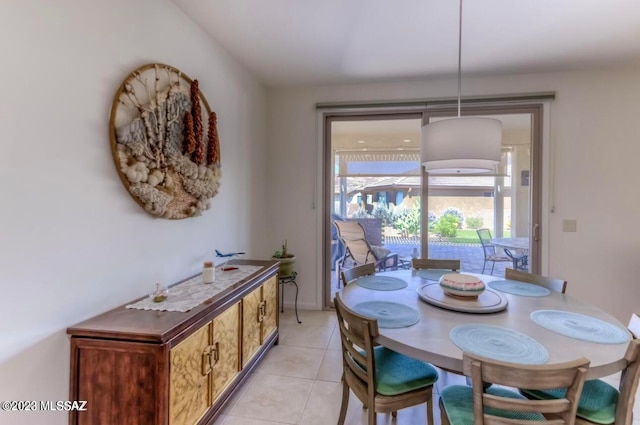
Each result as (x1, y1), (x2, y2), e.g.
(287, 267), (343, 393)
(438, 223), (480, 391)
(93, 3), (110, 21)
(421, 0), (502, 174)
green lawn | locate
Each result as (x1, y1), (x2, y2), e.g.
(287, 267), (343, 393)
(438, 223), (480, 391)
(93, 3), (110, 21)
(432, 229), (511, 244)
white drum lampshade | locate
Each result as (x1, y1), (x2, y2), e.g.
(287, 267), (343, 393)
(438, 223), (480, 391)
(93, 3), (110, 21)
(422, 117), (502, 174)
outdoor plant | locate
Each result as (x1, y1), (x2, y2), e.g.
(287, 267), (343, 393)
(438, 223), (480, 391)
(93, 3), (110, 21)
(466, 216), (483, 229)
(441, 207), (465, 229)
(349, 207), (372, 219)
(434, 214), (458, 238)
(394, 205), (421, 237)
(371, 201), (393, 226)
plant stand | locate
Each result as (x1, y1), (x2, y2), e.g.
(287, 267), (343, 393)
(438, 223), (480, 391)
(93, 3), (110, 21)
(279, 271), (301, 324)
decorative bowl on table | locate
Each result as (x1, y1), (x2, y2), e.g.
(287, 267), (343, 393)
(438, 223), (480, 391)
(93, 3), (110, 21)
(439, 273), (485, 298)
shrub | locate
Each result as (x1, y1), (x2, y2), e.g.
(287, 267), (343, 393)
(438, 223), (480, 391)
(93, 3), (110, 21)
(428, 211), (437, 223)
(349, 207), (372, 219)
(393, 204), (421, 237)
(371, 201), (393, 226)
(441, 207), (465, 229)
(434, 214), (458, 238)
(466, 217), (483, 229)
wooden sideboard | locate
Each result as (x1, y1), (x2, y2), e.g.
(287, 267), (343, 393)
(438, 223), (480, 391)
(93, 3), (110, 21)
(67, 259), (279, 425)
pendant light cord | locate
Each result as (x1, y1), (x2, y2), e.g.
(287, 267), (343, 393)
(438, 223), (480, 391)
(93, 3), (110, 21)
(457, 0), (463, 118)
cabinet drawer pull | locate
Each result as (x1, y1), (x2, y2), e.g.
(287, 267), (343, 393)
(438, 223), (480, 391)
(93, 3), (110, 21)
(201, 345), (214, 376)
(257, 301), (266, 323)
(210, 341), (220, 368)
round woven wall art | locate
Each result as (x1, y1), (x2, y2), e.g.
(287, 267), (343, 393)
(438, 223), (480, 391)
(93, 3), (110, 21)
(109, 63), (221, 219)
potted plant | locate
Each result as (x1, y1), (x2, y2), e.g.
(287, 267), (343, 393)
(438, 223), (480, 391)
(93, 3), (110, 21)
(271, 239), (296, 277)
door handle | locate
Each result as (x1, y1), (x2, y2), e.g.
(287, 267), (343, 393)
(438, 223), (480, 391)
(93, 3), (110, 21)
(533, 224), (540, 242)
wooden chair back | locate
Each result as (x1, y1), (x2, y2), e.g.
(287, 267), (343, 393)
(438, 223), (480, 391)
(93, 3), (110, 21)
(334, 293), (436, 425)
(464, 352), (589, 425)
(615, 338), (640, 425)
(628, 313), (640, 338)
(340, 263), (376, 287)
(412, 258), (460, 271)
(505, 268), (567, 294)
(334, 293), (379, 419)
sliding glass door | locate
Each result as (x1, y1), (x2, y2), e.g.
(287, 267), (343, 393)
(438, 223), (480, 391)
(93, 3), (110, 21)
(323, 105), (543, 308)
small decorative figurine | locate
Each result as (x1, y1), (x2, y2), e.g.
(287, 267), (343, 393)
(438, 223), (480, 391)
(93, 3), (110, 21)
(151, 283), (169, 302)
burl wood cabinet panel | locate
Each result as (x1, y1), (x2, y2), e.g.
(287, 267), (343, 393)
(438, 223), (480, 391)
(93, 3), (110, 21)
(68, 260), (279, 425)
(242, 276), (278, 368)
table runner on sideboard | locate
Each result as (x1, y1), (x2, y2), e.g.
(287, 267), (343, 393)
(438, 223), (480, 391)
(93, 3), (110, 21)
(126, 265), (263, 312)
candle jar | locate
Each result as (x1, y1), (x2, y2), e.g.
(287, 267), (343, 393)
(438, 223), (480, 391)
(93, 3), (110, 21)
(203, 261), (215, 284)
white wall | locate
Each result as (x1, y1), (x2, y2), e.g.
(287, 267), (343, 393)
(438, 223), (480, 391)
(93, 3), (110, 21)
(267, 67), (640, 321)
(0, 1), (268, 423)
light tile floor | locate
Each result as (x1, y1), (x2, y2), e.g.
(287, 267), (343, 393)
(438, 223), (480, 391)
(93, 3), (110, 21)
(215, 309), (640, 425)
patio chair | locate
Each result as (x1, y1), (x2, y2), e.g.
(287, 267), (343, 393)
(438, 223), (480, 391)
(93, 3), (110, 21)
(520, 314), (640, 425)
(334, 293), (439, 425)
(476, 228), (511, 275)
(440, 352), (589, 425)
(504, 248), (529, 271)
(505, 268), (567, 294)
(334, 221), (398, 287)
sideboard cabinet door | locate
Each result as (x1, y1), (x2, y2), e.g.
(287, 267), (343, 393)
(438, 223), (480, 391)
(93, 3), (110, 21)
(210, 301), (241, 403)
(169, 322), (212, 425)
(242, 285), (263, 367)
(262, 276), (278, 342)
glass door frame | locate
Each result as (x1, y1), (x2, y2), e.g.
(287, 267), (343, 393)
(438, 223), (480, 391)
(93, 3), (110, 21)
(323, 111), (423, 308)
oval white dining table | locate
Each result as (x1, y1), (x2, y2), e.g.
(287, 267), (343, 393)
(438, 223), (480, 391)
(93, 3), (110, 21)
(338, 269), (631, 379)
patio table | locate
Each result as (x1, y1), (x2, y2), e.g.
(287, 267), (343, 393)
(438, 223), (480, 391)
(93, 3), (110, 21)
(491, 237), (529, 251)
(491, 237), (529, 269)
(338, 269), (630, 379)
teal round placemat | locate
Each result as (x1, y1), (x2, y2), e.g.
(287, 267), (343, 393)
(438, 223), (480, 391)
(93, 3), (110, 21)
(450, 324), (549, 364)
(487, 279), (551, 297)
(530, 310), (630, 344)
(355, 275), (408, 291)
(352, 301), (419, 328)
(417, 269), (455, 281)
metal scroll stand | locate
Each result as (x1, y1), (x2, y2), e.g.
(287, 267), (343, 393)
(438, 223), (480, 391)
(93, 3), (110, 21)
(279, 271), (301, 324)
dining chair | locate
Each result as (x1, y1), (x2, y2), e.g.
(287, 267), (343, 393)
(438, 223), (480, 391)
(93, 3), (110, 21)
(333, 293), (439, 425)
(476, 229), (511, 275)
(340, 262), (376, 287)
(505, 268), (567, 294)
(411, 258), (460, 271)
(440, 352), (590, 425)
(520, 314), (640, 425)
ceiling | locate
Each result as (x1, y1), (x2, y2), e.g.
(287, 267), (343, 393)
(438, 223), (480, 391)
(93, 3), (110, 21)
(173, 0), (640, 88)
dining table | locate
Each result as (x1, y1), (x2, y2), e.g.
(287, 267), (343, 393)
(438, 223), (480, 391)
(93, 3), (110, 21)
(338, 269), (631, 379)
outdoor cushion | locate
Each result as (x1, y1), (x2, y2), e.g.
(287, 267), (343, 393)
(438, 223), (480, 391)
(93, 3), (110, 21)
(520, 379), (618, 424)
(371, 245), (391, 260)
(356, 346), (438, 396)
(441, 385), (545, 425)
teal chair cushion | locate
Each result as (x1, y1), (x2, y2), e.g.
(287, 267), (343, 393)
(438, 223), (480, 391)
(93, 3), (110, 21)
(521, 379), (618, 424)
(371, 346), (439, 396)
(441, 385), (545, 425)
